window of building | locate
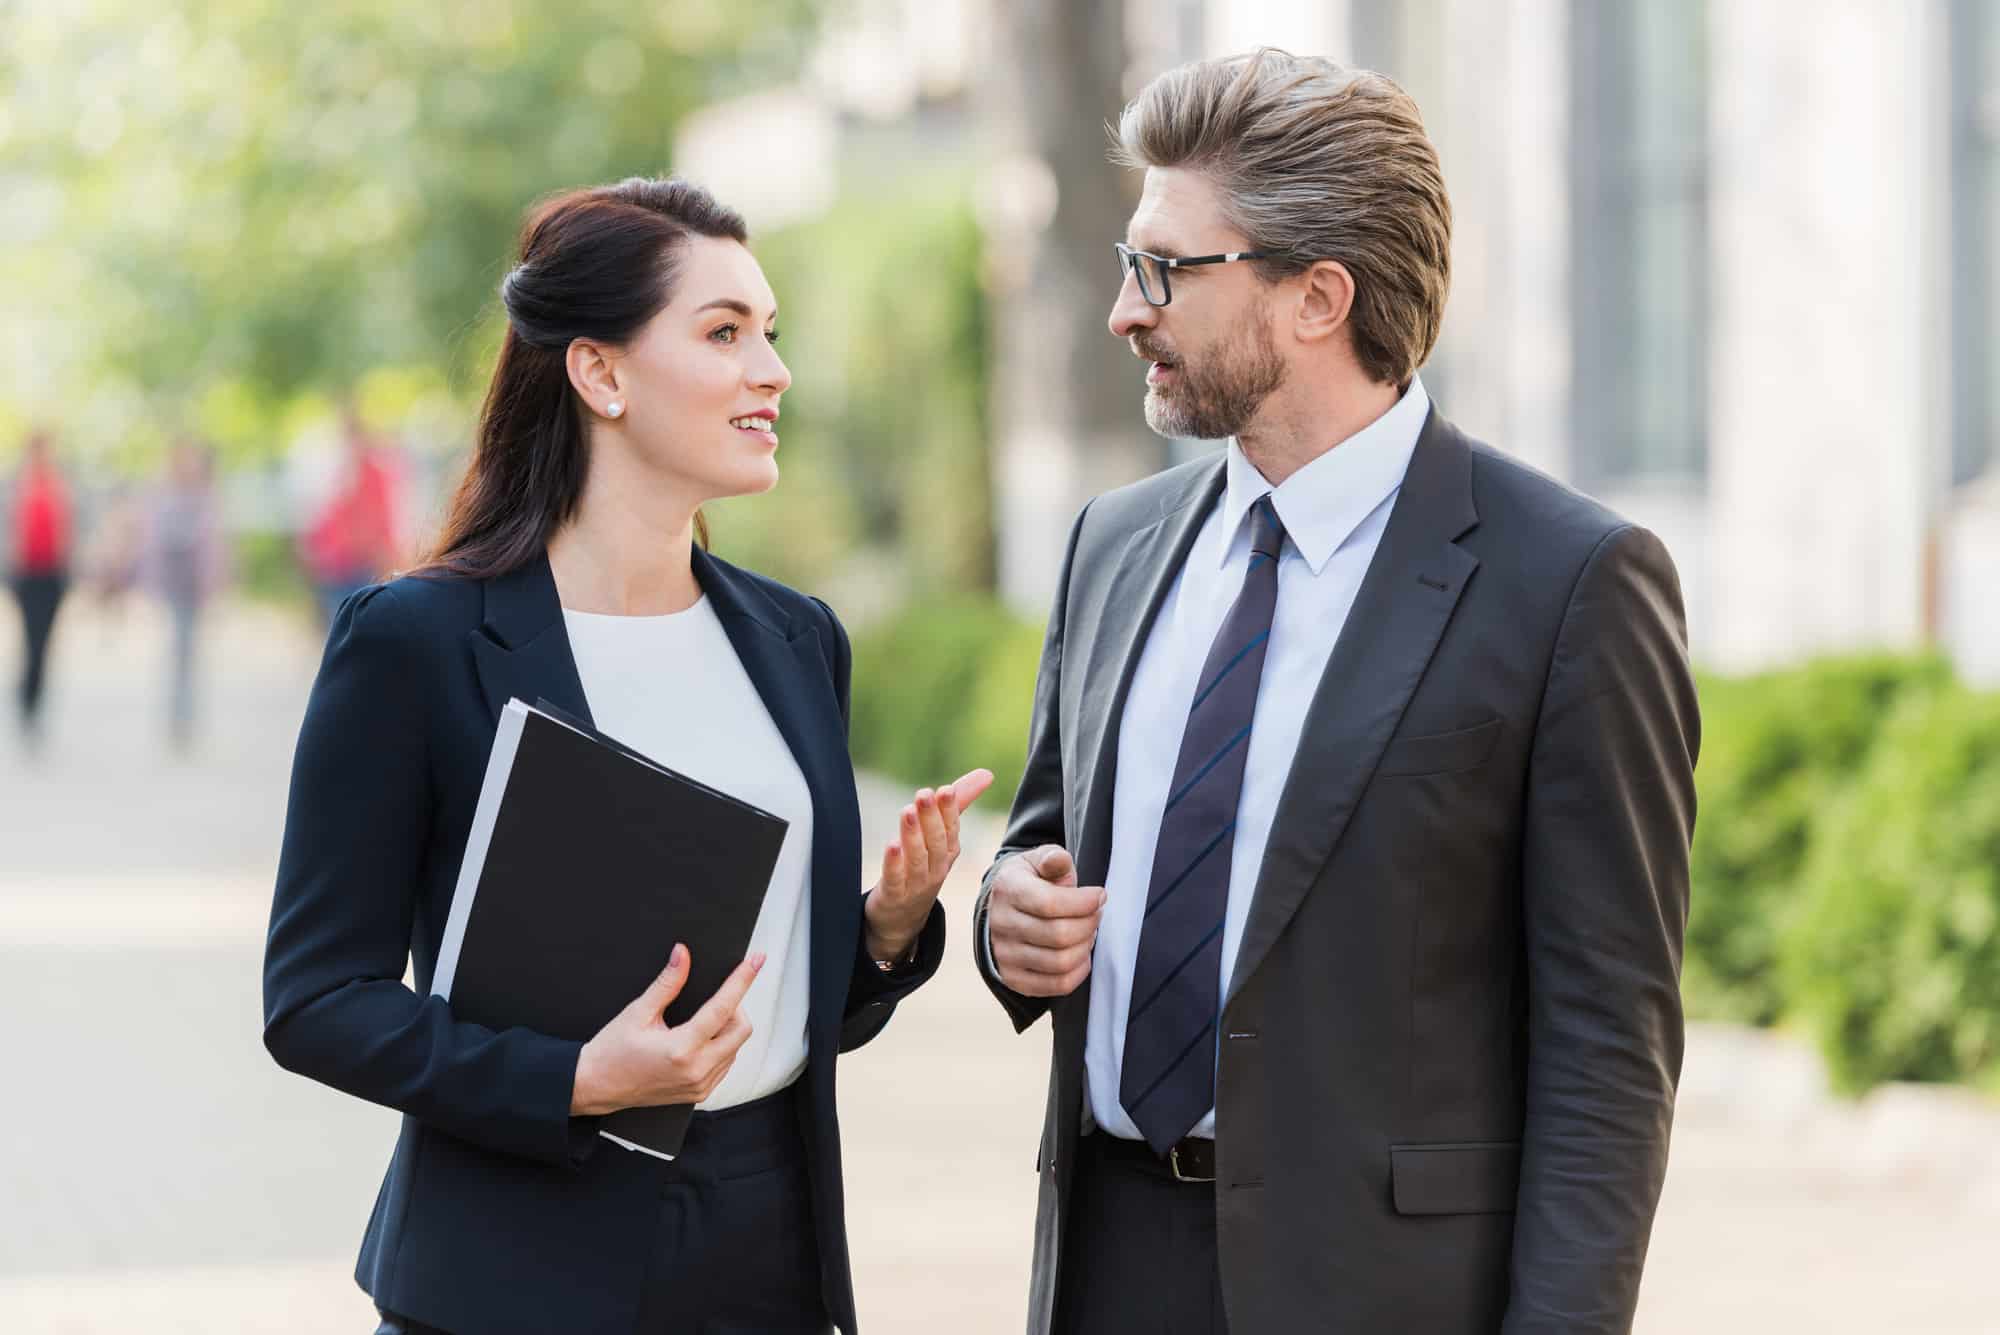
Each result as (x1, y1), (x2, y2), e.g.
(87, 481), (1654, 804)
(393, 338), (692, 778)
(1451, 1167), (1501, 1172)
(1568, 0), (1710, 491)
(1951, 0), (1999, 488)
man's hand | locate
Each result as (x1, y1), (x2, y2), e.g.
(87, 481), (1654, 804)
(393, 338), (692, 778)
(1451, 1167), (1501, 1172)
(987, 845), (1105, 997)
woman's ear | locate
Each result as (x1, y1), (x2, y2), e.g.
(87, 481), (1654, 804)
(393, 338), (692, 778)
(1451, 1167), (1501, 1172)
(565, 339), (624, 419)
(1293, 259), (1356, 345)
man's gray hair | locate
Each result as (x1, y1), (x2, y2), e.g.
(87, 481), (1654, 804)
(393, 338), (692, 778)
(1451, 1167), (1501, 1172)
(1115, 49), (1452, 387)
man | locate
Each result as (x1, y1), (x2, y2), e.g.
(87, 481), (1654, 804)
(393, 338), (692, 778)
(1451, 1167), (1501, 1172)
(974, 50), (1698, 1334)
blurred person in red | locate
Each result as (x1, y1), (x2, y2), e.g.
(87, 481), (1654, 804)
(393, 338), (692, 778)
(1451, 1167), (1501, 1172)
(141, 437), (231, 750)
(8, 430), (73, 748)
(301, 411), (402, 624)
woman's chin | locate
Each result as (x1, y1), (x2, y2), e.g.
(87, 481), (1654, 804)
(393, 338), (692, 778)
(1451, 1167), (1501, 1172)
(718, 459), (780, 498)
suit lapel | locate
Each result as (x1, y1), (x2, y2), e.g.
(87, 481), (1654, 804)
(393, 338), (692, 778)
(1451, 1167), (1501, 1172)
(691, 547), (860, 1040)
(1223, 409), (1480, 1007)
(468, 551), (593, 726)
(1073, 458), (1227, 886)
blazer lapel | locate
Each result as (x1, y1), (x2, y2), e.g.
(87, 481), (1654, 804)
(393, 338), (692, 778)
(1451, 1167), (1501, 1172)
(691, 547), (860, 1041)
(1224, 410), (1481, 1008)
(468, 551), (593, 727)
(1073, 458), (1227, 887)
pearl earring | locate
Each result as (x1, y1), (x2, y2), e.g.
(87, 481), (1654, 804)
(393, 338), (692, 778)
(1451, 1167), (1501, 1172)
(606, 401), (623, 419)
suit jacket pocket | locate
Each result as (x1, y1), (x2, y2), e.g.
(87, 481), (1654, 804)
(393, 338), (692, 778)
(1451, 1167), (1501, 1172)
(1375, 718), (1502, 778)
(1390, 1141), (1521, 1215)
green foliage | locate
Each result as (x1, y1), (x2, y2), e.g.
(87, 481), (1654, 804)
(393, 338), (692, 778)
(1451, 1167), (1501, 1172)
(1780, 685), (2000, 1094)
(710, 175), (993, 595)
(849, 599), (1044, 812)
(957, 616), (1050, 813)
(1685, 654), (1952, 1023)
(2, 0), (817, 454)
(233, 528), (313, 609)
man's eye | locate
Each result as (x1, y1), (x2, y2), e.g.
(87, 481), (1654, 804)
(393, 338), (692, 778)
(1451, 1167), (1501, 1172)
(710, 324), (737, 343)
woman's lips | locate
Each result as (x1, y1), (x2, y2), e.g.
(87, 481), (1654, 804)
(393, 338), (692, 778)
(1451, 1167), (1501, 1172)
(735, 421), (779, 447)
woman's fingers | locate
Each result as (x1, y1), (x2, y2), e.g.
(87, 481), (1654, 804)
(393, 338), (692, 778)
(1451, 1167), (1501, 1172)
(951, 768), (995, 810)
(879, 838), (907, 898)
(935, 785), (963, 863)
(684, 952), (765, 1040)
(900, 798), (933, 888)
(914, 787), (950, 872)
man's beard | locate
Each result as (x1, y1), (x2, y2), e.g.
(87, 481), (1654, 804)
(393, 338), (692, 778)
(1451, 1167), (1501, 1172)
(1136, 302), (1288, 441)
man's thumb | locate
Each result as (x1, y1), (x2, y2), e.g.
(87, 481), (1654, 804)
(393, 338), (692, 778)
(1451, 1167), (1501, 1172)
(1030, 845), (1077, 887)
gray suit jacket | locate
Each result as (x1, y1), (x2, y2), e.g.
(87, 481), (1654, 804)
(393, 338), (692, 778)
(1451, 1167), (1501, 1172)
(974, 407), (1699, 1333)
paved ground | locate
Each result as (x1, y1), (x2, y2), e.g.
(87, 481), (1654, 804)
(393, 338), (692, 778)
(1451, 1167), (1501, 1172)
(3, 594), (1996, 1332)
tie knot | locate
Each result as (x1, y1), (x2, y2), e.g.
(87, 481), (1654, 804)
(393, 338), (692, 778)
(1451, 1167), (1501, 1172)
(1249, 495), (1286, 562)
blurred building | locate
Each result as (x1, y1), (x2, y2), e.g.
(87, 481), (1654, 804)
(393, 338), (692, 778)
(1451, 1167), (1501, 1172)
(1342, 0), (1997, 678)
(680, 0), (1997, 680)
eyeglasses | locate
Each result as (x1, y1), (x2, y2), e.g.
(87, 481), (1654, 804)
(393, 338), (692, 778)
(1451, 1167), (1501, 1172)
(1114, 242), (1277, 308)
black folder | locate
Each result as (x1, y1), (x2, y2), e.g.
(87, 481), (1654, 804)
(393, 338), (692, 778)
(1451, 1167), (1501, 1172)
(432, 697), (788, 1158)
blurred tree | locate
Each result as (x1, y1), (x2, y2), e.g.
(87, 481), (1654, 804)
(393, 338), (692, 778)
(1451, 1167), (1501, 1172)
(0, 0), (816, 463)
(981, 0), (1159, 613)
(720, 175), (993, 596)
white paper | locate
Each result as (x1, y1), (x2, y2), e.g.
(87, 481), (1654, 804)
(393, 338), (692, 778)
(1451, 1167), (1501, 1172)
(431, 698), (529, 1001)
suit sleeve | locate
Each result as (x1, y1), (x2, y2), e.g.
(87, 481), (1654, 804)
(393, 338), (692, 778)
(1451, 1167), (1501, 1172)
(262, 585), (600, 1170)
(808, 594), (948, 1053)
(1504, 525), (1700, 1333)
(973, 501), (1092, 1033)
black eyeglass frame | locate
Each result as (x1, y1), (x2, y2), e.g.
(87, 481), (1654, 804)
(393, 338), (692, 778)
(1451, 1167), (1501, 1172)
(1114, 242), (1279, 307)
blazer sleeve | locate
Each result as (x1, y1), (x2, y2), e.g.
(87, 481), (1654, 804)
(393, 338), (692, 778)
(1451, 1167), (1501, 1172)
(972, 500), (1092, 1033)
(806, 594), (948, 1053)
(1504, 525), (1700, 1333)
(262, 584), (598, 1171)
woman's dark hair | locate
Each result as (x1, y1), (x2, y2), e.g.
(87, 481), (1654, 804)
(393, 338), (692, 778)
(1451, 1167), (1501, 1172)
(415, 176), (748, 580)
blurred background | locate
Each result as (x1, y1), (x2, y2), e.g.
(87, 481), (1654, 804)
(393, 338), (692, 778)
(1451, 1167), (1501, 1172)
(3, 0), (1997, 1330)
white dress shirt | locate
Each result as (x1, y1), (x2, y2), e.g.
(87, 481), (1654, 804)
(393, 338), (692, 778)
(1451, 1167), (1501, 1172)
(1083, 378), (1430, 1140)
(562, 596), (814, 1113)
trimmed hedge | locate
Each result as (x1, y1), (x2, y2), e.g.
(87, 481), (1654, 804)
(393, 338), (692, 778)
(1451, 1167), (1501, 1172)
(1684, 655), (1952, 1024)
(1780, 683), (2000, 1094)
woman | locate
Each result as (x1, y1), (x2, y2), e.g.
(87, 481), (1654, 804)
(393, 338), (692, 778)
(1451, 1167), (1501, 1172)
(8, 430), (72, 749)
(262, 176), (989, 1334)
(140, 438), (230, 749)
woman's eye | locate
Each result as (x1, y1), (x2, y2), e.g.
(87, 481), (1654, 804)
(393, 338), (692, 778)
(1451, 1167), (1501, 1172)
(710, 323), (737, 344)
(765, 327), (780, 345)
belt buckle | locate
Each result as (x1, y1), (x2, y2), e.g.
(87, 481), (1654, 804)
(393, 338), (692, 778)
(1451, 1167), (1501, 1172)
(1168, 1142), (1214, 1183)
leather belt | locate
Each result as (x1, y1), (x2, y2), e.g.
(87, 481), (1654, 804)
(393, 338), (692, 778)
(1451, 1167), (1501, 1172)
(1088, 1132), (1216, 1183)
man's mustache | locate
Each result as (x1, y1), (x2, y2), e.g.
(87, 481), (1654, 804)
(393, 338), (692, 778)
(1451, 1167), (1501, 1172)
(1132, 339), (1179, 366)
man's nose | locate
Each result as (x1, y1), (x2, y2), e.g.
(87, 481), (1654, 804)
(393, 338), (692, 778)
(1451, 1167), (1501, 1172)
(1108, 269), (1158, 340)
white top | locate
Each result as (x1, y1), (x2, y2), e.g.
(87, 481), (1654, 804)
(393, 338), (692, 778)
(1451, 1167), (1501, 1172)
(1084, 377), (1430, 1140)
(563, 595), (814, 1112)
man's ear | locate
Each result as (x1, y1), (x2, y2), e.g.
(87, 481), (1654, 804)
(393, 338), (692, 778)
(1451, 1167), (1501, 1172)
(565, 338), (623, 416)
(1292, 259), (1356, 346)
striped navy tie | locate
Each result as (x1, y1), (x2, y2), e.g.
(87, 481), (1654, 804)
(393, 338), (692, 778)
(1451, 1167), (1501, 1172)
(1121, 493), (1286, 1155)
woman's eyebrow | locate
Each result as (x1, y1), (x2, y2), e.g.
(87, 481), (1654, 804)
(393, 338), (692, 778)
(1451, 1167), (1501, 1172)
(693, 297), (777, 318)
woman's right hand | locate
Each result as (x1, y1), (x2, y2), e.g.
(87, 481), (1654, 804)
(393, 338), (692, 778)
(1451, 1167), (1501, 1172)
(570, 944), (764, 1116)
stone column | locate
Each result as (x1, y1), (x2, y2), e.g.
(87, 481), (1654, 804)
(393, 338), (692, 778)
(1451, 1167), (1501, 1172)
(1705, 0), (1950, 670)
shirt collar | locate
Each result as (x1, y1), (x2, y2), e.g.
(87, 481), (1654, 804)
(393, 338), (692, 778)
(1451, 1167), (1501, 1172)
(1218, 375), (1430, 576)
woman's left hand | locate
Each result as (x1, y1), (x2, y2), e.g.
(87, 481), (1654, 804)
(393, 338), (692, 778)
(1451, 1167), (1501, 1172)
(863, 768), (995, 963)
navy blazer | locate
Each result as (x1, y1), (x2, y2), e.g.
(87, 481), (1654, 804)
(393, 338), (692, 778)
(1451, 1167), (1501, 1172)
(262, 546), (944, 1335)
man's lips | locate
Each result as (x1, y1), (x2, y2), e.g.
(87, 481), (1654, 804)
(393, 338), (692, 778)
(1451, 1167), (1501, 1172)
(1146, 361), (1179, 385)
